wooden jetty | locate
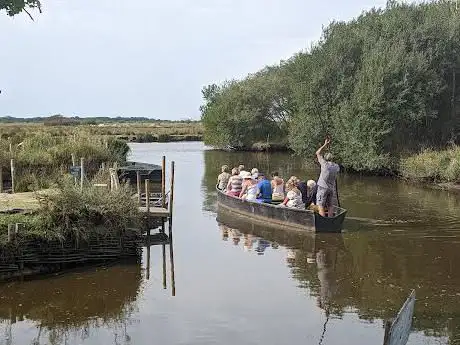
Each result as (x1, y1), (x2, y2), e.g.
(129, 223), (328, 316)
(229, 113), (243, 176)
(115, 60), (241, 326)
(0, 155), (176, 286)
(137, 156), (176, 295)
(137, 156), (175, 229)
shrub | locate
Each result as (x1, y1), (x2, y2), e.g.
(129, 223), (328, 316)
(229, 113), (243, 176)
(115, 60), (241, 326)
(400, 147), (460, 183)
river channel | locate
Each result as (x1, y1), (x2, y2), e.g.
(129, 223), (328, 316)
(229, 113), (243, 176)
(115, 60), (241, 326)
(0, 142), (459, 345)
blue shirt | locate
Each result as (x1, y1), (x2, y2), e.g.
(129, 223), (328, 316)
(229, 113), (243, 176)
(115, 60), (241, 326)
(257, 179), (272, 202)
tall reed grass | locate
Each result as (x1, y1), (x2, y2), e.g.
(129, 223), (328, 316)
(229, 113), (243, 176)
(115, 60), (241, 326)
(400, 146), (460, 183)
(0, 132), (129, 192)
(0, 178), (140, 245)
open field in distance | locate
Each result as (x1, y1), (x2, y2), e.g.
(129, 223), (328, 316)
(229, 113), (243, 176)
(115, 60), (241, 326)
(0, 120), (203, 143)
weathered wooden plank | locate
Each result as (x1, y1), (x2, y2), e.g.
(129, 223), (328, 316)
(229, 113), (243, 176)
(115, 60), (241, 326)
(138, 206), (169, 217)
(383, 290), (416, 345)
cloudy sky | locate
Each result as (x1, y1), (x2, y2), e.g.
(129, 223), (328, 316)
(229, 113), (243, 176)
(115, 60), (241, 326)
(0, 0), (389, 120)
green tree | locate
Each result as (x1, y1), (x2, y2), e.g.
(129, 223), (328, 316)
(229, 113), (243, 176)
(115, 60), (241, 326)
(201, 0), (460, 172)
(200, 65), (294, 149)
(1, 0), (42, 19)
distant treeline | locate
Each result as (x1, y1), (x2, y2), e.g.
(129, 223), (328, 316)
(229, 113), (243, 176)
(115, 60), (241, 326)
(200, 1), (460, 173)
(0, 115), (199, 126)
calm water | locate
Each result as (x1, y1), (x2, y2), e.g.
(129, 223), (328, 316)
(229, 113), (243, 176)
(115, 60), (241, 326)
(1, 142), (459, 345)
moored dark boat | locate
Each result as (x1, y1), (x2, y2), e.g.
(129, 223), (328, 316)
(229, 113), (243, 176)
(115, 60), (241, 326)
(118, 161), (162, 183)
(216, 186), (346, 233)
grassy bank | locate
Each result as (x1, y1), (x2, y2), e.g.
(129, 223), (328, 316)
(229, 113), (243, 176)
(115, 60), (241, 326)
(0, 132), (129, 192)
(400, 147), (460, 184)
(0, 181), (141, 245)
(0, 121), (203, 143)
(0, 181), (143, 281)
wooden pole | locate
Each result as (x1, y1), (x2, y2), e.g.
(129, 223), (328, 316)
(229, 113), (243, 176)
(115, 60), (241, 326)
(162, 243), (167, 289)
(168, 160), (176, 296)
(145, 179), (150, 213)
(80, 157), (84, 191)
(113, 162), (119, 190)
(136, 171), (141, 205)
(169, 219), (176, 297)
(7, 224), (12, 242)
(161, 156), (166, 208)
(169, 161), (175, 217)
(71, 154), (77, 186)
(10, 159), (15, 194)
(146, 243), (151, 280)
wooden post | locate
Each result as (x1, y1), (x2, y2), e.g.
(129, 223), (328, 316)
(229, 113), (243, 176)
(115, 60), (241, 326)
(71, 154), (77, 186)
(0, 165), (3, 193)
(7, 224), (13, 242)
(169, 161), (175, 217)
(168, 160), (176, 296)
(112, 162), (119, 190)
(80, 157), (84, 191)
(169, 220), (176, 297)
(136, 171), (141, 205)
(161, 156), (166, 208)
(162, 243), (167, 289)
(145, 179), (150, 213)
(146, 243), (151, 280)
(10, 159), (15, 194)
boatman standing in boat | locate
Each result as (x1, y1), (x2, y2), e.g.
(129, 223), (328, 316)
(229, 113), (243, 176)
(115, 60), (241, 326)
(315, 138), (340, 217)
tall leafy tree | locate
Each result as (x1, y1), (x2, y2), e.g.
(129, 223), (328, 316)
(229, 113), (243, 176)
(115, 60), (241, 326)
(1, 0), (42, 19)
(201, 0), (460, 172)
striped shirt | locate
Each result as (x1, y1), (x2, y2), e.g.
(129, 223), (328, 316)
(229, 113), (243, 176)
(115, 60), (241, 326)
(228, 175), (243, 193)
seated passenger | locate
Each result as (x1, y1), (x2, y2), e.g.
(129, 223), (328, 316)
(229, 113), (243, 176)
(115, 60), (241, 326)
(271, 172), (285, 202)
(297, 179), (318, 208)
(226, 167), (243, 197)
(281, 176), (299, 206)
(217, 165), (231, 190)
(240, 172), (258, 201)
(305, 180), (318, 208)
(256, 172), (272, 203)
(285, 190), (305, 209)
(238, 164), (248, 177)
(297, 179), (308, 205)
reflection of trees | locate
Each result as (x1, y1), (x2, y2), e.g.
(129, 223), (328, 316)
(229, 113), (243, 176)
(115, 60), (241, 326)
(339, 174), (460, 227)
(217, 208), (460, 343)
(0, 263), (141, 345)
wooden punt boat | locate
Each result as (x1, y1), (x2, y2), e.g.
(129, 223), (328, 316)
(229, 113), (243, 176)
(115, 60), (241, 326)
(216, 186), (347, 233)
(118, 162), (162, 184)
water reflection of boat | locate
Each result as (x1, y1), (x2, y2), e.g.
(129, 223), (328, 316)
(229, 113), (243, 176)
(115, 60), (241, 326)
(216, 186), (347, 233)
(217, 207), (346, 312)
